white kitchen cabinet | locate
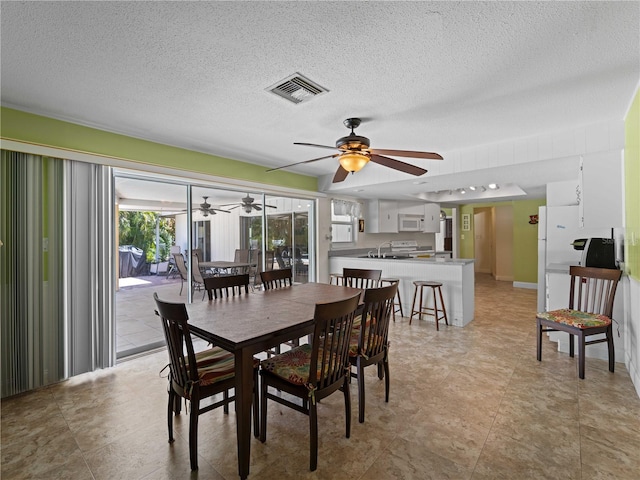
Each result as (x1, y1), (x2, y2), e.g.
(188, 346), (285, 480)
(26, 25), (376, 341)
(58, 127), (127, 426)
(365, 199), (398, 233)
(397, 202), (426, 215)
(422, 203), (441, 232)
(579, 151), (623, 228)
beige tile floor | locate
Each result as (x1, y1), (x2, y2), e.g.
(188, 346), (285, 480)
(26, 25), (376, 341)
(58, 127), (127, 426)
(2, 274), (640, 479)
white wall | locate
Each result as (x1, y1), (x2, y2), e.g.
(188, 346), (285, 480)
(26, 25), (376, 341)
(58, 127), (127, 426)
(626, 276), (640, 399)
(175, 209), (241, 260)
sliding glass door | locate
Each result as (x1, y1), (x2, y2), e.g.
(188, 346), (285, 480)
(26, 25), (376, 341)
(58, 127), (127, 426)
(114, 174), (316, 358)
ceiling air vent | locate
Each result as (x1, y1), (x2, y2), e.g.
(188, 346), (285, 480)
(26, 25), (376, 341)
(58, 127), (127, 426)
(267, 73), (328, 104)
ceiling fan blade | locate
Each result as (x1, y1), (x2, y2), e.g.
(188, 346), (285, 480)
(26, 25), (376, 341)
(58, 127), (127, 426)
(253, 205), (262, 211)
(369, 148), (443, 160)
(211, 208), (231, 213)
(332, 166), (349, 183)
(294, 142), (338, 150)
(227, 205), (241, 210)
(266, 154), (339, 173)
(370, 154), (428, 176)
(263, 204), (277, 209)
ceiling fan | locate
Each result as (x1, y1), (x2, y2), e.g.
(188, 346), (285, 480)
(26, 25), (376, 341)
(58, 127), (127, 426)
(266, 118), (443, 183)
(191, 196), (230, 217)
(221, 194), (277, 214)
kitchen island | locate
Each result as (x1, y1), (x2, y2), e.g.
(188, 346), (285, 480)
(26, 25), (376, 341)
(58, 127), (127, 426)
(329, 254), (475, 327)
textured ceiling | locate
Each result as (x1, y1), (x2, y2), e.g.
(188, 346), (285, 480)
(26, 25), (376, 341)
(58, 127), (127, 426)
(2, 1), (639, 204)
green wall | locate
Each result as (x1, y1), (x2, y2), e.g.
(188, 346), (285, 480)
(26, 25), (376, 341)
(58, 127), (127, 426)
(0, 107), (317, 192)
(625, 87), (639, 281)
(459, 199), (545, 284)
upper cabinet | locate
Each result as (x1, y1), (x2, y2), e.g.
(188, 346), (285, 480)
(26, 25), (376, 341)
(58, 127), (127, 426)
(422, 203), (441, 232)
(365, 200), (441, 233)
(365, 199), (398, 233)
(579, 152), (623, 228)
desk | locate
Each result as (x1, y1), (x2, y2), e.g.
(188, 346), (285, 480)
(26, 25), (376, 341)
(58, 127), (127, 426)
(187, 282), (362, 479)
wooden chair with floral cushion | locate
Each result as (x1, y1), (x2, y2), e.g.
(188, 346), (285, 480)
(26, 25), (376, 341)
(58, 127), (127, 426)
(154, 293), (259, 471)
(536, 266), (622, 379)
(259, 293), (361, 472)
(349, 283), (397, 423)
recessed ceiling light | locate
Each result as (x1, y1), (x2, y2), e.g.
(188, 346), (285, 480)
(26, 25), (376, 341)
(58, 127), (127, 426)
(413, 181), (427, 185)
(354, 189), (365, 192)
(488, 183), (498, 189)
(460, 188), (466, 194)
(469, 186), (476, 191)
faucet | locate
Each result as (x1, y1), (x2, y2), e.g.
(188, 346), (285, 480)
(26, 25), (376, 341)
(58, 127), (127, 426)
(377, 241), (392, 258)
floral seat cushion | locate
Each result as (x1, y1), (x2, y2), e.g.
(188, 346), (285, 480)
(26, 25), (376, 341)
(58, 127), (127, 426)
(536, 308), (611, 329)
(348, 324), (385, 357)
(186, 347), (259, 387)
(261, 344), (339, 385)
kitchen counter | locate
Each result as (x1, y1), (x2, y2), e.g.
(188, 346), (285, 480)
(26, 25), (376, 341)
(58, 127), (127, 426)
(329, 254), (475, 327)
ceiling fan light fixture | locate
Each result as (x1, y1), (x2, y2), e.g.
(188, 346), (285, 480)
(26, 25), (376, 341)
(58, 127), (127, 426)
(339, 152), (369, 173)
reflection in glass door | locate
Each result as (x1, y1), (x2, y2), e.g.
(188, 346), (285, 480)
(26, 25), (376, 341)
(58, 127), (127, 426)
(114, 175), (188, 359)
(193, 220), (211, 260)
(114, 179), (316, 359)
(265, 195), (313, 283)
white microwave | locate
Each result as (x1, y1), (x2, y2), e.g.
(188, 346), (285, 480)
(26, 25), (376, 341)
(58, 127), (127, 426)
(398, 214), (423, 232)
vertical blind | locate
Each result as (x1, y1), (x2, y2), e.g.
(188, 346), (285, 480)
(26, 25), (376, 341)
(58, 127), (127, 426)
(0, 151), (114, 398)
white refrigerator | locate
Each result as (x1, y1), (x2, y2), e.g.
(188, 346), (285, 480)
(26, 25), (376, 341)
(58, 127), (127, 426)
(536, 205), (611, 311)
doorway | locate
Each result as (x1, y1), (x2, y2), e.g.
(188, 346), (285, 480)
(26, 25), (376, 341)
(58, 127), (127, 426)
(474, 207), (493, 274)
(472, 205), (514, 280)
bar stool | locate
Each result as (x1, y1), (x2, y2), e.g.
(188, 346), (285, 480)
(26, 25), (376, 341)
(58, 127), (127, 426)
(410, 281), (448, 330)
(329, 273), (343, 285)
(380, 278), (403, 321)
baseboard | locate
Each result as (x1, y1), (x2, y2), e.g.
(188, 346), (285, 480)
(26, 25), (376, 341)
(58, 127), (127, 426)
(495, 275), (514, 282)
(626, 347), (640, 400)
(513, 281), (537, 290)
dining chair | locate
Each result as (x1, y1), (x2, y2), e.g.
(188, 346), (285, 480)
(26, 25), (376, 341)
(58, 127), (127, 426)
(173, 253), (190, 295)
(233, 249), (250, 274)
(536, 266), (622, 379)
(249, 249), (275, 286)
(342, 268), (382, 289)
(260, 267), (293, 290)
(191, 254), (214, 300)
(191, 248), (204, 262)
(259, 293), (361, 472)
(167, 245), (181, 278)
(348, 283), (397, 423)
(203, 273), (250, 300)
(153, 293), (259, 471)
(234, 248), (250, 263)
(260, 267), (295, 355)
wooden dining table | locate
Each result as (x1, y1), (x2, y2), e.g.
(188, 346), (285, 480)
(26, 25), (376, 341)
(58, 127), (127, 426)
(186, 282), (362, 480)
